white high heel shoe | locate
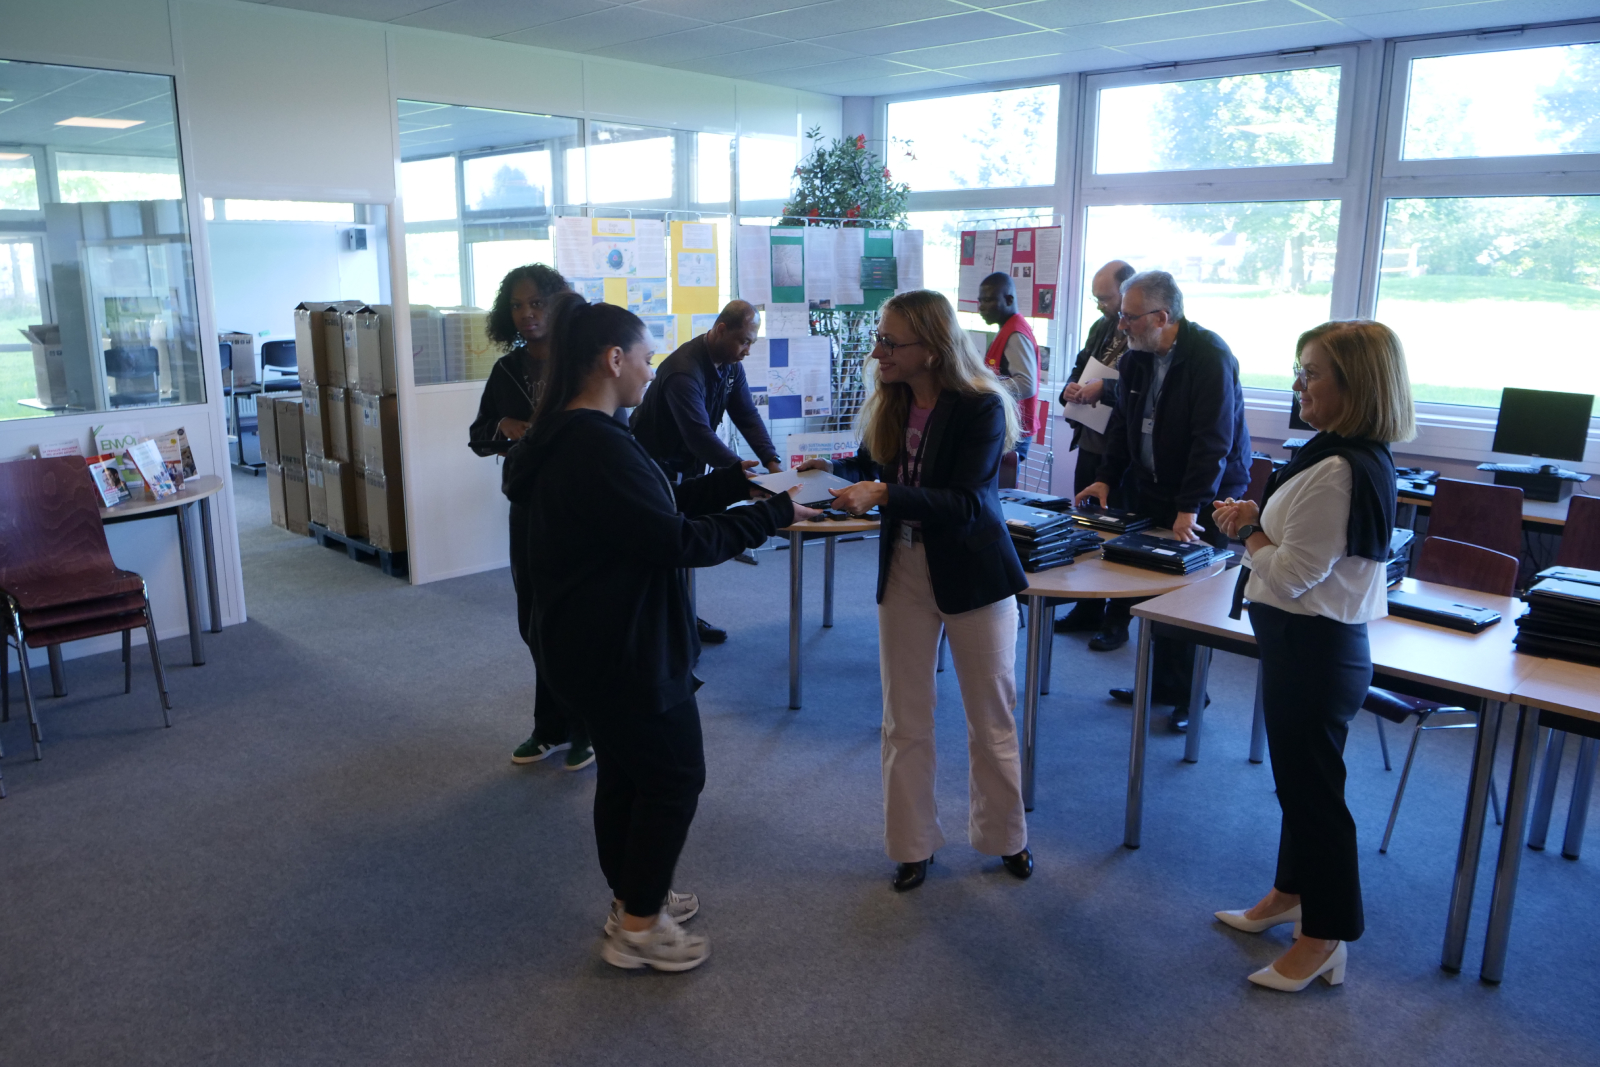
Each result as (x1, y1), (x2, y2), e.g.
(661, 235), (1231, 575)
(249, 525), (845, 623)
(1214, 904), (1302, 933)
(1247, 940), (1346, 992)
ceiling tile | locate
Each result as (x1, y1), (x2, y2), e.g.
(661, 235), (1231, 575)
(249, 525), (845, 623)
(496, 6), (706, 50)
(686, 41), (865, 78)
(590, 24), (789, 64)
(942, 46), (1131, 78)
(880, 29), (1062, 67)
(395, 0), (618, 37)
(633, 0), (825, 20)
(737, 0), (971, 40)
(816, 10), (1039, 55)
(267, 0), (442, 19)
(1117, 20), (1361, 61)
(758, 56), (930, 88)
(1043, 1), (1322, 48)
(995, 0), (1264, 30)
(1338, 0), (1600, 38)
(817, 70), (977, 95)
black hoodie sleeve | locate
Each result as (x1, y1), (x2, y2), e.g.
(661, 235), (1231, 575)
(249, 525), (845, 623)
(469, 359), (526, 457)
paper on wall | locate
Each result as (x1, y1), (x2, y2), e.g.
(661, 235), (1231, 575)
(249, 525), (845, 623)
(627, 278), (670, 314)
(737, 225), (772, 307)
(803, 229), (835, 307)
(784, 431), (859, 469)
(764, 303), (810, 339)
(1061, 357), (1119, 435)
(38, 439), (83, 458)
(676, 252), (716, 289)
(681, 223), (715, 250)
(689, 313), (719, 339)
(555, 217), (591, 279)
(1032, 225), (1062, 318)
(571, 278), (606, 303)
(765, 334), (831, 419)
(640, 314), (678, 360)
(634, 219), (667, 277)
(892, 229), (924, 292)
(833, 228), (865, 306)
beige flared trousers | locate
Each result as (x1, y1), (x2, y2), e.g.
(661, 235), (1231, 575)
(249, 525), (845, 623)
(878, 538), (1029, 862)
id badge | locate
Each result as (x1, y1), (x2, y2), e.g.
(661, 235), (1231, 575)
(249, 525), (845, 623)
(1141, 417), (1155, 434)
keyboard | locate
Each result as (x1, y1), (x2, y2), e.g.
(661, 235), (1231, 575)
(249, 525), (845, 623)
(1478, 462), (1584, 479)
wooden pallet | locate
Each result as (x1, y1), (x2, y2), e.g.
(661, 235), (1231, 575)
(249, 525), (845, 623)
(308, 522), (408, 578)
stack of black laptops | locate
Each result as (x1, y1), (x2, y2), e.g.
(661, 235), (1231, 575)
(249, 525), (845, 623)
(1100, 532), (1221, 575)
(1514, 566), (1600, 665)
(1002, 502), (1101, 572)
(1386, 528), (1415, 587)
(1067, 504), (1151, 535)
(998, 487), (1073, 511)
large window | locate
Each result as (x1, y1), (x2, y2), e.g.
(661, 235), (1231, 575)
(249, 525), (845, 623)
(587, 122), (674, 205)
(1083, 202), (1338, 391)
(1376, 196), (1600, 406)
(738, 134), (797, 204)
(888, 85), (1059, 191)
(0, 60), (204, 422)
(1096, 66), (1341, 174)
(1402, 42), (1600, 160)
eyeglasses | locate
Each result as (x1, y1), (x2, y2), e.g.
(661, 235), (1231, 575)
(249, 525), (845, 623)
(1117, 308), (1167, 325)
(873, 335), (922, 354)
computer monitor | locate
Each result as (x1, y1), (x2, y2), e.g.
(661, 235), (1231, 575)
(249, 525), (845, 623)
(1490, 388), (1593, 465)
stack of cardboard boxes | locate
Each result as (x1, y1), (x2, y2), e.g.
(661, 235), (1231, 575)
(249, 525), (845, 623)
(344, 305), (406, 553)
(260, 393), (310, 535)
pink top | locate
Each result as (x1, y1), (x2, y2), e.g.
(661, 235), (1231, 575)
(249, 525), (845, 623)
(903, 404), (933, 488)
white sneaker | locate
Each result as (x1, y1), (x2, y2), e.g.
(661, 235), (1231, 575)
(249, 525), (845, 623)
(601, 913), (710, 973)
(604, 890), (699, 936)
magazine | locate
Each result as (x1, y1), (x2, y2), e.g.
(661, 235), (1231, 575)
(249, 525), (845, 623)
(153, 427), (196, 488)
(126, 438), (179, 500)
(88, 453), (131, 507)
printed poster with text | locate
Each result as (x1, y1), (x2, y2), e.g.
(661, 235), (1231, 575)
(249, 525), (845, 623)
(957, 225), (1061, 319)
(555, 216), (669, 314)
(672, 220), (720, 351)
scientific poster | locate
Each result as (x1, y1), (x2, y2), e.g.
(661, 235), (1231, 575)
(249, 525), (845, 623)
(627, 278), (670, 314)
(762, 335), (832, 419)
(956, 225), (1062, 318)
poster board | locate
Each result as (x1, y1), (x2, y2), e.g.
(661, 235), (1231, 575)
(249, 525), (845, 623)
(737, 225), (919, 316)
(672, 220), (720, 352)
(957, 225), (1061, 319)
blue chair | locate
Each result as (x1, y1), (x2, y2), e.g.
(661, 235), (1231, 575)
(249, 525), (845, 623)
(104, 345), (160, 407)
(261, 339), (300, 393)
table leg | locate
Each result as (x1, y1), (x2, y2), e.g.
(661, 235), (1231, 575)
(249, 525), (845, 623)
(1527, 728), (1565, 851)
(1248, 663), (1267, 765)
(1021, 594), (1045, 812)
(823, 535), (836, 628)
(46, 644), (66, 697)
(1124, 618), (1154, 850)
(1039, 599), (1054, 696)
(1183, 646), (1213, 765)
(1442, 699), (1504, 972)
(1481, 704), (1543, 983)
(200, 495), (221, 633)
(936, 629), (948, 672)
(175, 503), (205, 667)
(1562, 737), (1597, 860)
(788, 531), (803, 711)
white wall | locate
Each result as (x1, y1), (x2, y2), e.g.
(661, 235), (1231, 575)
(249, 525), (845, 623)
(208, 221), (382, 345)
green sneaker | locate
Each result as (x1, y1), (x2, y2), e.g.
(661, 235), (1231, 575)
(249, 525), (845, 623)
(564, 744), (596, 771)
(512, 735), (570, 765)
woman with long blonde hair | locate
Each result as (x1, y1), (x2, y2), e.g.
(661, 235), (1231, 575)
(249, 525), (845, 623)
(804, 289), (1034, 892)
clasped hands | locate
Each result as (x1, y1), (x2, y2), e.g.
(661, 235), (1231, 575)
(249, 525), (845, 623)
(1210, 497), (1260, 541)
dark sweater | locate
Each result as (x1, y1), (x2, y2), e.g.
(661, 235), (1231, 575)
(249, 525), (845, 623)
(629, 335), (777, 478)
(468, 350), (537, 458)
(503, 408), (794, 714)
(1096, 318), (1251, 512)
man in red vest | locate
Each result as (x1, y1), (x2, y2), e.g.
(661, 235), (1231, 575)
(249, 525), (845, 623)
(977, 272), (1040, 461)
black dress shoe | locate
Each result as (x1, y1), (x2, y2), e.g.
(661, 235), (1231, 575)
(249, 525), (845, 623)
(1088, 620), (1129, 652)
(892, 859), (929, 892)
(696, 618), (727, 644)
(1054, 602), (1104, 633)
(1001, 848), (1034, 880)
(1109, 687), (1134, 704)
(1168, 707), (1189, 733)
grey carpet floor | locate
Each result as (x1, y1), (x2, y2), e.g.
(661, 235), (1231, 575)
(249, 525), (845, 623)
(2, 472), (1597, 1067)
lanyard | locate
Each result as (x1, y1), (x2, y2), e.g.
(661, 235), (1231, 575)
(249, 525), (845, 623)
(899, 413), (932, 487)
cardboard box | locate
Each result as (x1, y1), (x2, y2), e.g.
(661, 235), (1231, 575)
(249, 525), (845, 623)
(364, 467), (406, 552)
(293, 302), (332, 386)
(271, 396), (306, 467)
(344, 304), (398, 396)
(283, 454), (311, 536)
(219, 331), (256, 387)
(352, 460), (369, 537)
(441, 308), (496, 383)
(324, 386), (351, 462)
(258, 394), (281, 466)
(322, 457), (362, 538)
(21, 325), (68, 408)
(306, 452), (328, 526)
(355, 390), (402, 477)
(302, 387), (326, 457)
(266, 462), (287, 530)
(320, 301), (364, 388)
(410, 305), (451, 384)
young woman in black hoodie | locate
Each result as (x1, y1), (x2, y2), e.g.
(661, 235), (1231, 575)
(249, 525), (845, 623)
(503, 299), (816, 972)
(467, 265), (592, 770)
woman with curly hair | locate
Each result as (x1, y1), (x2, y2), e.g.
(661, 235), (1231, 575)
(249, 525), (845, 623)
(468, 263), (591, 771)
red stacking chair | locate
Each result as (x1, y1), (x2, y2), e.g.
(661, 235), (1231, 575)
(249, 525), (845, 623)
(0, 457), (171, 762)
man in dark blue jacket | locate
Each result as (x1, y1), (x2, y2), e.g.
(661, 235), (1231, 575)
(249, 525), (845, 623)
(630, 301), (783, 643)
(1076, 270), (1251, 731)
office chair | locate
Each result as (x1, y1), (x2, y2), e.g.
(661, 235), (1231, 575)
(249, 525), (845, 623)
(1526, 494), (1600, 859)
(1365, 536), (1520, 853)
(104, 345), (161, 407)
(261, 339), (300, 393)
(1426, 478), (1524, 560)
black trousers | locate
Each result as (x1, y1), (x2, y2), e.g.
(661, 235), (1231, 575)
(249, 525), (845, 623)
(1128, 485), (1230, 706)
(1249, 602), (1370, 942)
(508, 504), (587, 748)
(586, 696), (706, 918)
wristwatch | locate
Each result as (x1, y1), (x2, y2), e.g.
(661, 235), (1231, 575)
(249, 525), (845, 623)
(1236, 524), (1261, 541)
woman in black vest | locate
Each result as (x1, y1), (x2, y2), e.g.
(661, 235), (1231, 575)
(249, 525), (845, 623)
(1211, 320), (1414, 992)
(467, 264), (591, 770)
(806, 289), (1035, 892)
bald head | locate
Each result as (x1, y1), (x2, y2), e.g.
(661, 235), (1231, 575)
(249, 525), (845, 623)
(1091, 260), (1135, 320)
(706, 300), (761, 364)
(976, 271), (1017, 326)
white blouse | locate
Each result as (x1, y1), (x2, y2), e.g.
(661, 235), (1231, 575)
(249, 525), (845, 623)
(1243, 455), (1389, 624)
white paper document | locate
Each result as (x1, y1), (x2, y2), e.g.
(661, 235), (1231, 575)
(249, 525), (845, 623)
(676, 252), (716, 288)
(753, 335), (831, 419)
(803, 228), (835, 305)
(892, 229), (924, 292)
(634, 220), (667, 277)
(764, 303), (810, 339)
(832, 228), (865, 306)
(681, 222), (715, 250)
(1061, 357), (1120, 434)
(554, 217), (591, 279)
(738, 225), (772, 306)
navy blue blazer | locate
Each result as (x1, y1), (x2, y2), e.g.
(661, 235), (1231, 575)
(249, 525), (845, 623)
(837, 389), (1026, 615)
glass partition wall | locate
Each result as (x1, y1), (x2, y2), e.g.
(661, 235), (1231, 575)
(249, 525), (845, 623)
(0, 59), (202, 421)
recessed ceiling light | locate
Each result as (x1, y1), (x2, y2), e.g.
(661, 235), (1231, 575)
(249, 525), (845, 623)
(57, 116), (143, 129)
(0, 152), (28, 161)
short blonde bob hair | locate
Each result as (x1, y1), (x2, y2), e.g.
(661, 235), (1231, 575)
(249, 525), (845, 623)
(1296, 320), (1416, 444)
(857, 289), (1020, 462)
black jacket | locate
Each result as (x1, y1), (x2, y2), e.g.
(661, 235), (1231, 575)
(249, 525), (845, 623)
(1096, 318), (1251, 513)
(1059, 313), (1124, 452)
(836, 390), (1026, 615)
(469, 350), (538, 457)
(503, 409), (794, 715)
(629, 335), (777, 479)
